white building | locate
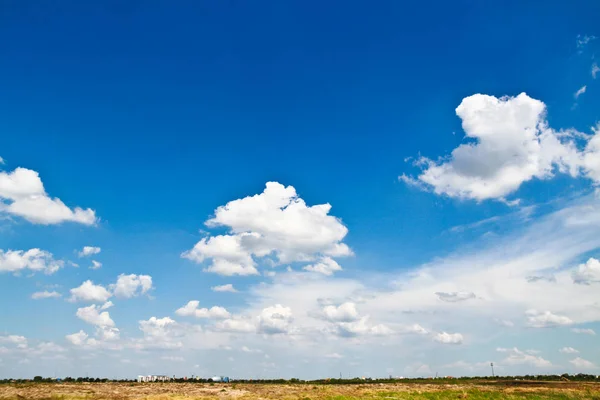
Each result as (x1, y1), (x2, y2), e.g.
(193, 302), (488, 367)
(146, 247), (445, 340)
(137, 375), (171, 382)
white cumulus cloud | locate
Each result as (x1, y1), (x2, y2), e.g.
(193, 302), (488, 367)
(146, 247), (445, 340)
(570, 357), (597, 369)
(215, 318), (256, 333)
(435, 291), (476, 303)
(402, 93), (583, 202)
(571, 257), (600, 285)
(335, 316), (392, 337)
(257, 304), (294, 334)
(498, 347), (552, 368)
(78, 246), (101, 257)
(175, 301), (231, 319)
(89, 260), (102, 270)
(31, 291), (61, 300)
(434, 332), (463, 345)
(574, 85), (587, 99)
(572, 328), (596, 335)
(183, 234), (259, 276)
(76, 304), (115, 327)
(0, 249), (62, 275)
(65, 330), (89, 346)
(111, 274), (153, 298)
(321, 302), (360, 322)
(211, 284), (238, 293)
(303, 257), (343, 276)
(69, 280), (112, 303)
(526, 310), (573, 328)
(0, 335), (27, 348)
(0, 167), (97, 225)
(559, 347), (579, 354)
(182, 182), (351, 276)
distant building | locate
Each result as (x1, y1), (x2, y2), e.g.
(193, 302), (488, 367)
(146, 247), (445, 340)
(210, 376), (229, 382)
(137, 375), (171, 382)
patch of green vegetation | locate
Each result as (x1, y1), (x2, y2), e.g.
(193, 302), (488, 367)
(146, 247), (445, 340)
(327, 389), (600, 400)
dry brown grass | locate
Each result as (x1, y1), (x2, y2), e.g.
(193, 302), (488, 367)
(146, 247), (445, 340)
(1, 382), (599, 400)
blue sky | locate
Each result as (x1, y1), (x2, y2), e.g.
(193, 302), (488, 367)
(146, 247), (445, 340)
(1, 1), (600, 379)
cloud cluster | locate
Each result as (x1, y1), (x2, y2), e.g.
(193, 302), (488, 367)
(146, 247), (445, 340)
(0, 167), (96, 225)
(182, 182), (351, 276)
(69, 274), (153, 302)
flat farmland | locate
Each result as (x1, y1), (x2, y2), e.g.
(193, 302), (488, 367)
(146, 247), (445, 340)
(1, 382), (599, 400)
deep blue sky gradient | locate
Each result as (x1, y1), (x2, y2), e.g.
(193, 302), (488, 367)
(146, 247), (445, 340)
(0, 1), (599, 376)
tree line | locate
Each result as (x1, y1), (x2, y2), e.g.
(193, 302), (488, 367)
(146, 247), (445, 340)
(0, 373), (598, 384)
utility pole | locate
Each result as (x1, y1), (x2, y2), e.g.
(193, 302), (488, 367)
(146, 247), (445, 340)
(490, 363), (495, 378)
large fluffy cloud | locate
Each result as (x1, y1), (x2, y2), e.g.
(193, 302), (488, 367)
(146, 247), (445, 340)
(182, 182), (351, 276)
(0, 249), (62, 274)
(0, 167), (96, 225)
(401, 93), (598, 201)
